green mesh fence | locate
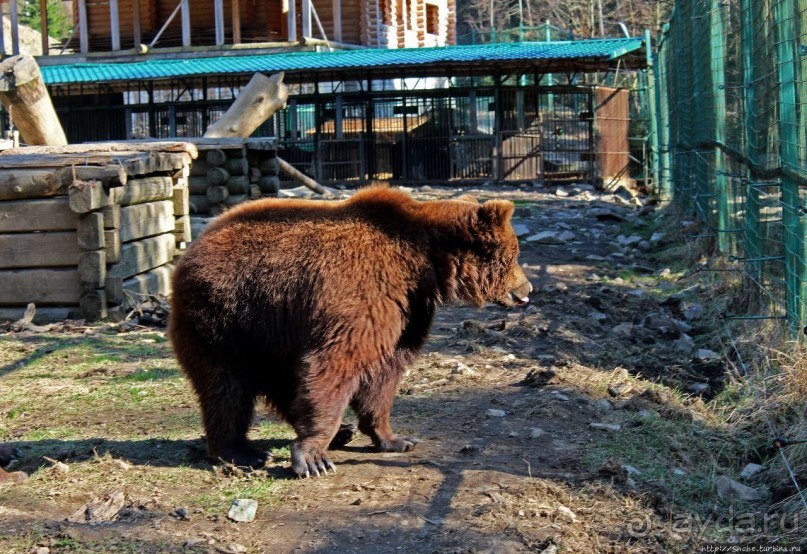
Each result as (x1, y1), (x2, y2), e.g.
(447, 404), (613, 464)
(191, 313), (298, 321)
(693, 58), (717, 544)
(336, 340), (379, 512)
(656, 0), (807, 331)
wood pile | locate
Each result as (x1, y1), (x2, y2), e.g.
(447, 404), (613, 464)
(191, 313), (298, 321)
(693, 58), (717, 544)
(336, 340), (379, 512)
(186, 138), (278, 216)
(0, 141), (196, 323)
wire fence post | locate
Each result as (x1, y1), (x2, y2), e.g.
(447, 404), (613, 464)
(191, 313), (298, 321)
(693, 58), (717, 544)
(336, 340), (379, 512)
(644, 30), (661, 193)
(774, 0), (805, 333)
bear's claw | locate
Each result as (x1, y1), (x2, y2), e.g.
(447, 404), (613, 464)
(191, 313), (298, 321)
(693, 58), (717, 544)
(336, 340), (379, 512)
(377, 435), (421, 453)
(291, 444), (336, 478)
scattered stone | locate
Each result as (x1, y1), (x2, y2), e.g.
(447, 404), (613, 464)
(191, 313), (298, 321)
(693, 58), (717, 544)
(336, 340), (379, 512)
(530, 428), (546, 439)
(623, 464), (642, 476)
(535, 354), (556, 364)
(227, 499), (258, 523)
(672, 468), (687, 477)
(174, 507), (190, 521)
(459, 444), (482, 455)
(555, 505), (577, 522)
(589, 311), (608, 322)
(512, 223), (531, 237)
(625, 477), (637, 489)
(67, 490), (126, 524)
(557, 230), (577, 242)
(673, 333), (696, 353)
(617, 234), (644, 247)
(637, 240), (652, 252)
(695, 349), (720, 361)
(31, 548), (50, 554)
(715, 476), (762, 501)
(683, 303), (705, 320)
(637, 409), (658, 420)
(608, 383), (633, 398)
(594, 399), (613, 411)
(627, 288), (646, 298)
(216, 544), (248, 554)
(451, 362), (475, 376)
(540, 544), (559, 554)
(611, 323), (633, 337)
(184, 539), (206, 548)
(550, 391), (570, 401)
(508, 431), (519, 438)
(554, 188), (569, 197)
(486, 409), (506, 417)
(543, 281), (569, 294)
(740, 463), (766, 479)
(526, 231), (564, 244)
(689, 382), (710, 395)
(589, 422), (622, 432)
(521, 368), (558, 387)
(585, 254), (607, 261)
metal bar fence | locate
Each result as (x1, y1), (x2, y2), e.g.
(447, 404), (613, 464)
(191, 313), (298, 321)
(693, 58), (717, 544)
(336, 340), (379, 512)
(658, 0), (806, 331)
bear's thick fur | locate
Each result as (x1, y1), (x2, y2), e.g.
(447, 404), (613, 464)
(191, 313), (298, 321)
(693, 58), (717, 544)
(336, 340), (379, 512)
(169, 186), (531, 477)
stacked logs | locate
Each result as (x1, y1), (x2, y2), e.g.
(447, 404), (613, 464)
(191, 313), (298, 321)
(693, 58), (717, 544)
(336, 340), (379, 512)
(187, 138), (279, 216)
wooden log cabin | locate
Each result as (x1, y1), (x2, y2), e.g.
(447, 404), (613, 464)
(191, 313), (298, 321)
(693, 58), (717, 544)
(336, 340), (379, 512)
(47, 0), (455, 55)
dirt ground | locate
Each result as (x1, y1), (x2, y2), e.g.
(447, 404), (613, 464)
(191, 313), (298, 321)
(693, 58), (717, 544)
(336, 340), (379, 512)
(0, 183), (774, 553)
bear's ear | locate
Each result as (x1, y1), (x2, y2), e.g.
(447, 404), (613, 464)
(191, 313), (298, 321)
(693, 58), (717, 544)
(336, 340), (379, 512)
(478, 200), (515, 228)
(454, 194), (480, 205)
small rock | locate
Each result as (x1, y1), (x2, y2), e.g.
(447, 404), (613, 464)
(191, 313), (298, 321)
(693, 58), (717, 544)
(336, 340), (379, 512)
(683, 303), (705, 321)
(623, 465), (642, 476)
(673, 333), (696, 353)
(637, 240), (652, 252)
(512, 223), (531, 237)
(31, 548), (50, 554)
(557, 230), (577, 242)
(184, 539), (206, 548)
(543, 282), (569, 294)
(611, 323), (633, 337)
(530, 428), (546, 438)
(637, 409), (658, 420)
(627, 288), (646, 298)
(536, 354), (556, 364)
(715, 476), (762, 501)
(550, 392), (570, 401)
(508, 431), (519, 438)
(594, 399), (613, 411)
(526, 231), (564, 244)
(589, 311), (608, 322)
(486, 409), (506, 417)
(689, 382), (710, 395)
(451, 362), (475, 375)
(555, 188), (569, 198)
(589, 423), (621, 432)
(650, 232), (665, 243)
(672, 468), (687, 476)
(625, 477), (637, 489)
(555, 505), (577, 522)
(540, 545), (559, 554)
(739, 463), (766, 479)
(216, 544), (248, 554)
(459, 444), (482, 455)
(174, 507), (190, 520)
(608, 383), (633, 397)
(695, 349), (720, 361)
(227, 499), (258, 523)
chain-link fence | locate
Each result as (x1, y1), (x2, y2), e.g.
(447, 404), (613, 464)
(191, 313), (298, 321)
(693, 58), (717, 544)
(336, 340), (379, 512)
(656, 0), (807, 331)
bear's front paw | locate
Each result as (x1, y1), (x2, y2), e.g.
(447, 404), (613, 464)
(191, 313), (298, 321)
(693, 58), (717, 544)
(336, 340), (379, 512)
(376, 435), (421, 453)
(291, 443), (336, 478)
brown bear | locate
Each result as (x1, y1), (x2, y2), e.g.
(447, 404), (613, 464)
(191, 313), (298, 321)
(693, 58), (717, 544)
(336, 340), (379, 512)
(169, 186), (531, 478)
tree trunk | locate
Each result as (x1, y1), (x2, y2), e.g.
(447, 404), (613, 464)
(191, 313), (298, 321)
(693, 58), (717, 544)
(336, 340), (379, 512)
(0, 55), (68, 146)
(203, 72), (289, 138)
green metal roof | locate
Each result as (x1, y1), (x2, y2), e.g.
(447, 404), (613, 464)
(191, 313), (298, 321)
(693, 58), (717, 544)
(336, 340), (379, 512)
(41, 39), (646, 86)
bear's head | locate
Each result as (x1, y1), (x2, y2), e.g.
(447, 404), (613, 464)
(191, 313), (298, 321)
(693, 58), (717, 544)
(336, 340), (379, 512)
(435, 196), (532, 308)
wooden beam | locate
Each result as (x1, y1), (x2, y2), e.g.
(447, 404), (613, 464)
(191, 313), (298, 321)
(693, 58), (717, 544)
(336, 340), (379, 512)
(288, 0), (297, 42)
(77, 212), (106, 251)
(214, 0), (225, 45)
(113, 176), (174, 206)
(78, 250), (106, 290)
(9, 0), (19, 55)
(106, 264), (174, 308)
(0, 198), (78, 232)
(39, 0), (49, 55)
(107, 233), (176, 280)
(118, 200), (176, 243)
(0, 55), (68, 146)
(0, 269), (82, 305)
(181, 0), (191, 48)
(69, 180), (111, 213)
(132, 0), (141, 47)
(232, 0), (241, 44)
(0, 169), (67, 201)
(110, 0), (121, 50)
(301, 0), (311, 38)
(0, 232), (80, 268)
(0, 3), (6, 56)
(78, 0), (89, 53)
(333, 0), (342, 42)
(0, 306), (79, 323)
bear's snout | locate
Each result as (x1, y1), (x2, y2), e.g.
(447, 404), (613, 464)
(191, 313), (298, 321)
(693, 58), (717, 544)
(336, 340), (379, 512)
(509, 279), (533, 306)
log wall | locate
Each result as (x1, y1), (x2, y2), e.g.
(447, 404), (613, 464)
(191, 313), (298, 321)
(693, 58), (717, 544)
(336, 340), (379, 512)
(0, 141), (197, 323)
